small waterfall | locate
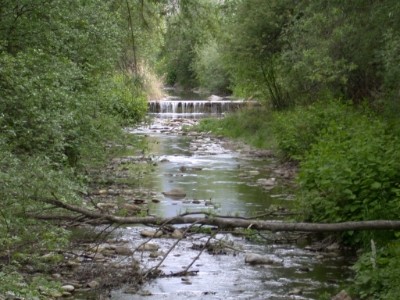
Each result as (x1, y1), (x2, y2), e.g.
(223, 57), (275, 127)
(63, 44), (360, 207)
(148, 100), (252, 114)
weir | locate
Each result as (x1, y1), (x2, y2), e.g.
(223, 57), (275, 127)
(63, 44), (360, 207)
(148, 99), (253, 114)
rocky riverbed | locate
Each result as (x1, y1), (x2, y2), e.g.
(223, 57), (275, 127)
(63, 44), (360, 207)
(39, 116), (353, 300)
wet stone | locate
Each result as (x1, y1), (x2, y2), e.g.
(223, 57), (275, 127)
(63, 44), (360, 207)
(137, 243), (159, 251)
(114, 246), (133, 256)
(140, 230), (163, 238)
(244, 254), (283, 266)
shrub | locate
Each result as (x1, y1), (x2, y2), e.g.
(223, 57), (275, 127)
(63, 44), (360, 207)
(352, 240), (400, 299)
(272, 100), (353, 160)
(297, 109), (400, 244)
(108, 73), (148, 125)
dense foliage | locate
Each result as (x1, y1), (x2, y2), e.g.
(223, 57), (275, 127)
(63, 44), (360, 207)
(0, 0), (156, 297)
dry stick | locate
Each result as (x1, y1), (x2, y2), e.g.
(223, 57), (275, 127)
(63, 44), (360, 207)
(143, 221), (202, 279)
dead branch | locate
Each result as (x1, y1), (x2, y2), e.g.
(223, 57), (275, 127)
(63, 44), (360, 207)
(40, 197), (400, 233)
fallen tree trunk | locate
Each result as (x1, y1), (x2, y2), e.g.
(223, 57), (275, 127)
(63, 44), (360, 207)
(41, 197), (400, 232)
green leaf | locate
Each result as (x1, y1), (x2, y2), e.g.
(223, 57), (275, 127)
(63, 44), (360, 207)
(371, 182), (382, 190)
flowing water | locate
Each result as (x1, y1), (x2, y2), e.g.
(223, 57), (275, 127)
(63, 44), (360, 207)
(109, 94), (352, 299)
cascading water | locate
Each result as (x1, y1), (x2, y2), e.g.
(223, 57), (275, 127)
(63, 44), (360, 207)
(148, 99), (252, 114)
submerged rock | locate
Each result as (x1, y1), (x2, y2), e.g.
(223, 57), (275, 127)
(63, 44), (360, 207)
(244, 253), (283, 266)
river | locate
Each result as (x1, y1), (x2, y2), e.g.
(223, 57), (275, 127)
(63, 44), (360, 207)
(109, 93), (352, 300)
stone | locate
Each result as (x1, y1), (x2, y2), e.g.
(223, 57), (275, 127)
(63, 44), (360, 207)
(87, 280), (100, 289)
(114, 246), (133, 256)
(152, 198), (161, 203)
(140, 230), (163, 238)
(248, 170), (260, 176)
(162, 188), (186, 199)
(331, 290), (352, 300)
(66, 260), (81, 268)
(97, 202), (116, 210)
(138, 243), (159, 251)
(51, 273), (62, 279)
(133, 199), (146, 204)
(288, 288), (303, 295)
(244, 254), (283, 266)
(149, 251), (161, 258)
(326, 243), (340, 251)
(61, 285), (75, 292)
(257, 178), (276, 186)
(121, 203), (141, 212)
(192, 200), (201, 204)
(170, 229), (184, 239)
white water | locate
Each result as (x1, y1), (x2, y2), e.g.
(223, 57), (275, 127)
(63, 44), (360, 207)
(148, 100), (249, 114)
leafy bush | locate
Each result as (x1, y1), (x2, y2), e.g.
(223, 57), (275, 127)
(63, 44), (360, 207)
(272, 100), (355, 160)
(108, 73), (148, 125)
(352, 240), (400, 299)
(297, 108), (400, 244)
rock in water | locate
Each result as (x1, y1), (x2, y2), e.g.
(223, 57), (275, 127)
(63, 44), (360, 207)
(244, 253), (283, 265)
(140, 230), (163, 238)
(162, 188), (186, 199)
(257, 178), (276, 186)
(114, 246), (133, 256)
(137, 243), (159, 251)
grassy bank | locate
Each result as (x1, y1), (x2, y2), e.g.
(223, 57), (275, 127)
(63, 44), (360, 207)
(195, 100), (400, 299)
(193, 108), (276, 149)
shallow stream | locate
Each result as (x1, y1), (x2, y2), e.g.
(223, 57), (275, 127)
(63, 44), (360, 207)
(109, 95), (352, 300)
